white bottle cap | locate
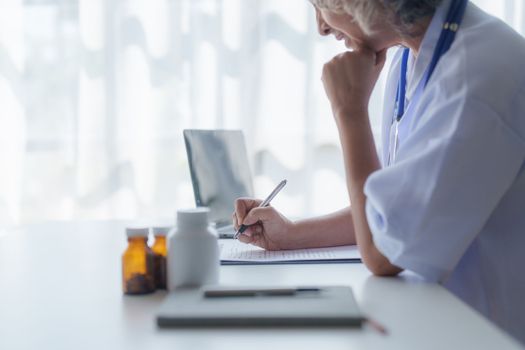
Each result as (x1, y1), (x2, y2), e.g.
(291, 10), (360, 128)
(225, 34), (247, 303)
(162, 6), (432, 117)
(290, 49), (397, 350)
(126, 227), (149, 238)
(151, 226), (172, 236)
(177, 207), (209, 231)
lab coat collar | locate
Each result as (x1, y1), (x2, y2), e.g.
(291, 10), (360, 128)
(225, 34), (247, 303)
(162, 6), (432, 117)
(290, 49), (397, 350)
(406, 0), (452, 101)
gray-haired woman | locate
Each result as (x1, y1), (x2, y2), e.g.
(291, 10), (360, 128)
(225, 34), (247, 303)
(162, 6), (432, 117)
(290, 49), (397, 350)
(234, 0), (525, 343)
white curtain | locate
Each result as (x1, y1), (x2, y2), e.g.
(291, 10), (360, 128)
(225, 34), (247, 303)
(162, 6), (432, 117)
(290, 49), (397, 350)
(0, 0), (524, 227)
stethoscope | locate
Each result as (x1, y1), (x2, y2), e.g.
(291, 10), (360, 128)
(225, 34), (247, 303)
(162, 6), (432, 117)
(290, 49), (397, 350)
(388, 0), (469, 165)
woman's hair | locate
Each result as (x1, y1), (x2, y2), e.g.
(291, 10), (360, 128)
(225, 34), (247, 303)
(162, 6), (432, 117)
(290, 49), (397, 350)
(310, 0), (443, 37)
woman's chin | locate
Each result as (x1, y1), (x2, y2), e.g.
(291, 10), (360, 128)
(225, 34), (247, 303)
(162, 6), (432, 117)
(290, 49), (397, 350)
(344, 39), (353, 49)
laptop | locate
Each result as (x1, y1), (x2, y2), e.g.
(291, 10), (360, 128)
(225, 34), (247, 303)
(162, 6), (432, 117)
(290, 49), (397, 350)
(183, 129), (254, 238)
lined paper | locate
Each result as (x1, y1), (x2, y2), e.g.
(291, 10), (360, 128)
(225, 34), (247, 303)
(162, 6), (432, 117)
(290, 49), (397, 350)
(219, 239), (361, 264)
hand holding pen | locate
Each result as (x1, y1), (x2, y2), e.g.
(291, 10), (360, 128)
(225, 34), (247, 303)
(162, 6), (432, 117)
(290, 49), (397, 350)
(232, 180), (291, 248)
(234, 179), (287, 239)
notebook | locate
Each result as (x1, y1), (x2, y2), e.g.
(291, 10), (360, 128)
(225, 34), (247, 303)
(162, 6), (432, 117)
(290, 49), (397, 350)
(219, 239), (361, 265)
(156, 286), (364, 328)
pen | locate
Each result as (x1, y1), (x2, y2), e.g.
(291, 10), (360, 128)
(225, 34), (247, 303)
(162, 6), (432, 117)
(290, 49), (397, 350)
(234, 179), (287, 240)
(365, 318), (388, 335)
(204, 287), (321, 298)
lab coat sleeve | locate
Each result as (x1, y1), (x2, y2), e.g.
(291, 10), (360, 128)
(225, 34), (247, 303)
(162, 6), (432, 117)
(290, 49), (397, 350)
(364, 95), (525, 282)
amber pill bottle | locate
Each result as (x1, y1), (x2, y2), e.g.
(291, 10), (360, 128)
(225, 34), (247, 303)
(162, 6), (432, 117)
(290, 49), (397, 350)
(151, 226), (170, 290)
(122, 227), (155, 295)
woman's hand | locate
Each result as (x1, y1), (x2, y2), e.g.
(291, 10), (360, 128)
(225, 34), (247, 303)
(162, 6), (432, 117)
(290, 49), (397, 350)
(321, 48), (387, 120)
(232, 198), (296, 251)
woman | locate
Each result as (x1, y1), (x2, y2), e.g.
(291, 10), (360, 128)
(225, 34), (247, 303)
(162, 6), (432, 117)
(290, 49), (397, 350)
(233, 0), (525, 343)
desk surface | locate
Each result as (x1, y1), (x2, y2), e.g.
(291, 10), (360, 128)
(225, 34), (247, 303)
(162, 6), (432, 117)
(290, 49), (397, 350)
(0, 221), (521, 350)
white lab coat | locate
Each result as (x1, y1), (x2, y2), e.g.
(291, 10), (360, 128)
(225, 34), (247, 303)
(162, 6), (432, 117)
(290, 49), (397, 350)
(365, 0), (525, 343)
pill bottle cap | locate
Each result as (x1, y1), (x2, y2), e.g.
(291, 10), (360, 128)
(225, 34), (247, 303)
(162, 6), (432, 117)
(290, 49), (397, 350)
(126, 227), (149, 238)
(176, 207), (209, 231)
(151, 226), (172, 236)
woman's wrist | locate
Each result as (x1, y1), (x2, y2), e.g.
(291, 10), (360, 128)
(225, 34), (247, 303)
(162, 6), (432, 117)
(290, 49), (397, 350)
(334, 105), (368, 122)
(287, 212), (356, 248)
(285, 219), (312, 249)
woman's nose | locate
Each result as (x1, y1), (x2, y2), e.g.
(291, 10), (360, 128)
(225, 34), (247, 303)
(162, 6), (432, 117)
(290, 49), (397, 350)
(315, 9), (332, 36)
(319, 22), (332, 35)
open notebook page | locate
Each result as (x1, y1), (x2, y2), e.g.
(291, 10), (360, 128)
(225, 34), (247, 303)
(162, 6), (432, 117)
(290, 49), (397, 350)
(219, 239), (361, 264)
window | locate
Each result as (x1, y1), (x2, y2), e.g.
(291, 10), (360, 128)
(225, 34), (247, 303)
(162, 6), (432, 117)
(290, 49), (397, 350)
(0, 0), (523, 227)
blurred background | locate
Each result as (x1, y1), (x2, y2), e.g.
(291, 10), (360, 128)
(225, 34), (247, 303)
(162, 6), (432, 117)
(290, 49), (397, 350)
(0, 0), (524, 228)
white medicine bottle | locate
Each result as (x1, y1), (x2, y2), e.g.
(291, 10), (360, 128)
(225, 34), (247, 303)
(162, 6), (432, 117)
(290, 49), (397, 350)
(167, 208), (219, 290)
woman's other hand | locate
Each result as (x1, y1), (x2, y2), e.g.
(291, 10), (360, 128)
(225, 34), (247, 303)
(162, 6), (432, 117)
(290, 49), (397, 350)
(321, 48), (387, 120)
(232, 198), (296, 251)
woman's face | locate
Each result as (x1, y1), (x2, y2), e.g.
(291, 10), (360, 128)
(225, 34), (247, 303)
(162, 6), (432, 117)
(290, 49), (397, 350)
(315, 6), (394, 52)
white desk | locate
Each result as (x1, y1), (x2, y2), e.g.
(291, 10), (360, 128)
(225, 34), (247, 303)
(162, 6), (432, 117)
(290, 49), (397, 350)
(0, 221), (521, 350)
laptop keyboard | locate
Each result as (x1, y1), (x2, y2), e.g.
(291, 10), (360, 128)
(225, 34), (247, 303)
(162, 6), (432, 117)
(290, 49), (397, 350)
(216, 224), (235, 239)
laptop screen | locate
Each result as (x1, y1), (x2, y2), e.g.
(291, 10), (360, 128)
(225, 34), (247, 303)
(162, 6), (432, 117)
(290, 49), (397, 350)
(184, 129), (254, 225)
